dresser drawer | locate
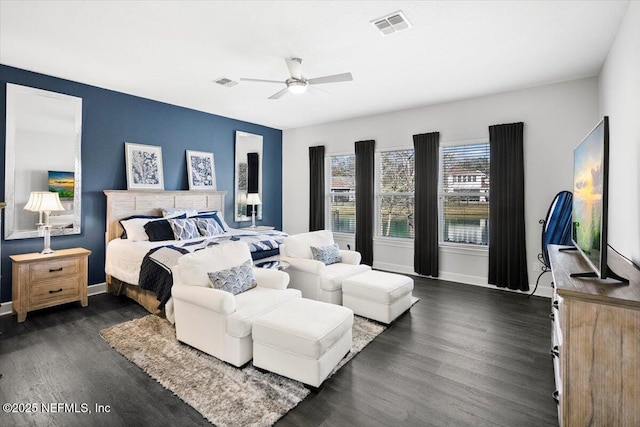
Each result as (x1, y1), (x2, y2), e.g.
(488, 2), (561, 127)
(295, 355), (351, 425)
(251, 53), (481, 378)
(29, 277), (82, 308)
(29, 258), (79, 283)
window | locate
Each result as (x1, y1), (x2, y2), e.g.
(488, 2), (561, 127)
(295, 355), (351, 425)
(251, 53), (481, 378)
(328, 154), (356, 233)
(440, 142), (490, 246)
(378, 149), (415, 239)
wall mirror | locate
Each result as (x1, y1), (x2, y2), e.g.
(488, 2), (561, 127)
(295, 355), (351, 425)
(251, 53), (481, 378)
(234, 131), (263, 222)
(4, 83), (82, 239)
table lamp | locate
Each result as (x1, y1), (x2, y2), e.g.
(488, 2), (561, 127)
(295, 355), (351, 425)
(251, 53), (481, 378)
(24, 191), (65, 254)
(246, 192), (262, 229)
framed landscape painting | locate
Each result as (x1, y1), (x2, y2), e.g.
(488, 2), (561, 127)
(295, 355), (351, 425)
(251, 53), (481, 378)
(186, 150), (216, 190)
(125, 142), (164, 190)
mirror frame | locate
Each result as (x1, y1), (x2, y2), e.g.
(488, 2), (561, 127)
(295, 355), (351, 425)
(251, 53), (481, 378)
(4, 83), (82, 240)
(234, 131), (263, 222)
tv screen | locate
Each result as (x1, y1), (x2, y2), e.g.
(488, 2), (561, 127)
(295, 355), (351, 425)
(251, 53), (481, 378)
(571, 117), (609, 279)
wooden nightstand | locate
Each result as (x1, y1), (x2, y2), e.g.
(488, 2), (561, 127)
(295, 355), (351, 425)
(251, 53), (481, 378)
(11, 248), (91, 322)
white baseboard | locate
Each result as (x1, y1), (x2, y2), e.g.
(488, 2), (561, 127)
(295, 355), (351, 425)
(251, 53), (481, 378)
(0, 282), (107, 317)
(439, 271), (553, 298)
(372, 263), (553, 299)
(88, 282), (107, 296)
(0, 301), (11, 316)
(372, 261), (415, 275)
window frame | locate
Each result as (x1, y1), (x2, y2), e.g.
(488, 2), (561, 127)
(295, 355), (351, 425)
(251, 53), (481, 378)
(375, 146), (415, 241)
(326, 152), (356, 236)
(438, 138), (490, 249)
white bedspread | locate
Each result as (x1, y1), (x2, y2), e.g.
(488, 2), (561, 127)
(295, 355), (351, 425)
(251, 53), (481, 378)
(104, 228), (269, 324)
(105, 228), (261, 285)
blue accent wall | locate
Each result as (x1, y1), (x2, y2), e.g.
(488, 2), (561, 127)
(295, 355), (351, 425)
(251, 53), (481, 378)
(0, 64), (283, 303)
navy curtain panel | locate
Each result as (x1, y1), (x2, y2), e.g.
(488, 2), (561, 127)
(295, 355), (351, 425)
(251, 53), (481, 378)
(309, 145), (325, 232)
(413, 132), (440, 277)
(488, 122), (529, 291)
(355, 140), (375, 265)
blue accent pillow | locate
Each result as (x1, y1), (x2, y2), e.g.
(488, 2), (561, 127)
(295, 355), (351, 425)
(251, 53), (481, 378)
(311, 244), (342, 265)
(193, 211), (226, 232)
(207, 260), (257, 295)
(195, 218), (224, 237)
(168, 218), (200, 240)
(144, 219), (175, 241)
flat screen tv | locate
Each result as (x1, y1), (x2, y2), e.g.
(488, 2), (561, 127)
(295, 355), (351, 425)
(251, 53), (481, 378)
(571, 117), (611, 279)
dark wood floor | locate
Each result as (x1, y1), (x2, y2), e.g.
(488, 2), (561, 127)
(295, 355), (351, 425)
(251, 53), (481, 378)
(0, 278), (557, 427)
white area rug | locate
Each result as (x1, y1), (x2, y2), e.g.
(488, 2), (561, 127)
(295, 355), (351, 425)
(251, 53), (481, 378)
(100, 314), (389, 426)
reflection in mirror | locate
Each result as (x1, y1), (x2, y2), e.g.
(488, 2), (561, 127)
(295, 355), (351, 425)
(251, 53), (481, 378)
(4, 83), (82, 239)
(235, 131), (263, 222)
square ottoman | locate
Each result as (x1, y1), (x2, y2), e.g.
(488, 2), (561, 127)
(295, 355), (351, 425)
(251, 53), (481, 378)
(342, 270), (414, 324)
(252, 298), (353, 388)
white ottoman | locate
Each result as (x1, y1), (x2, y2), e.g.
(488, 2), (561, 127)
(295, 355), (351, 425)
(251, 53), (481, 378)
(342, 270), (414, 324)
(252, 298), (353, 388)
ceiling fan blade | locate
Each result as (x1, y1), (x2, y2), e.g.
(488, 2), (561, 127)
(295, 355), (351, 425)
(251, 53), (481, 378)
(285, 58), (303, 80)
(308, 85), (331, 95)
(268, 87), (289, 100)
(240, 78), (283, 84)
(308, 72), (353, 85)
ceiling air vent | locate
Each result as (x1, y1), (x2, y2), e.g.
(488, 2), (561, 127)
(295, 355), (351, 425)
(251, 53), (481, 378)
(214, 77), (238, 88)
(372, 11), (411, 36)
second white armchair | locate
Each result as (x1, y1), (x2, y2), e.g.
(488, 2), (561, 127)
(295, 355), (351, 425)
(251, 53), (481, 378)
(279, 230), (370, 304)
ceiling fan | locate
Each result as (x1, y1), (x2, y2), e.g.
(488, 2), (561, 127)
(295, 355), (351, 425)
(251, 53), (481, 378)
(240, 58), (353, 100)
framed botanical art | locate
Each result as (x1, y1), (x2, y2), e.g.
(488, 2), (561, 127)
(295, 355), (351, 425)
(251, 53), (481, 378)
(125, 142), (164, 190)
(186, 150), (216, 190)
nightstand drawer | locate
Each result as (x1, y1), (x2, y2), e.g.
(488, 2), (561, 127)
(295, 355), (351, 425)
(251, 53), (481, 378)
(29, 277), (82, 308)
(29, 258), (79, 283)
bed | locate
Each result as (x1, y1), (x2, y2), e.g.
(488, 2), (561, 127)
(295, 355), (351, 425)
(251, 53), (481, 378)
(103, 190), (287, 320)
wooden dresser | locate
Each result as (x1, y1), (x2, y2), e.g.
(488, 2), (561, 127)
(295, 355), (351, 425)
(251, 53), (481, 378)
(549, 244), (640, 426)
(11, 248), (91, 322)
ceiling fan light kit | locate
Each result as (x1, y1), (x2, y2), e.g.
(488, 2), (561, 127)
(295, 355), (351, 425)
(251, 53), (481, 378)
(240, 58), (353, 100)
(287, 79), (308, 94)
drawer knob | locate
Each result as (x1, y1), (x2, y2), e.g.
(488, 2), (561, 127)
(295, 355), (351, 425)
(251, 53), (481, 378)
(549, 313), (555, 321)
(552, 390), (559, 405)
(49, 288), (63, 294)
(550, 345), (559, 358)
(553, 300), (559, 310)
(49, 267), (63, 273)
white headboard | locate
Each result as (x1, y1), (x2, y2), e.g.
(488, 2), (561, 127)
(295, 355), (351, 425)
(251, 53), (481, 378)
(104, 190), (226, 244)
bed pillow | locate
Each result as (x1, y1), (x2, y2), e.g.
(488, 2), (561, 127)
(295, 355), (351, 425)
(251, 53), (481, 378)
(168, 218), (200, 240)
(119, 215), (159, 241)
(195, 218), (225, 237)
(310, 243), (342, 265)
(162, 207), (199, 218)
(144, 219), (175, 242)
(192, 211), (227, 232)
(207, 259), (257, 295)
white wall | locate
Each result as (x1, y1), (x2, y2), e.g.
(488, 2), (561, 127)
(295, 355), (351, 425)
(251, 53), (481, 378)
(283, 78), (599, 297)
(599, 2), (640, 265)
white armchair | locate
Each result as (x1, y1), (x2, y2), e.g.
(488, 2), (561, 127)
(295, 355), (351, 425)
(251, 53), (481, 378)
(279, 230), (370, 305)
(171, 241), (301, 367)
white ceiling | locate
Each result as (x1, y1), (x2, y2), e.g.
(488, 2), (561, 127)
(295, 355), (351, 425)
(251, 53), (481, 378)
(0, 1), (629, 130)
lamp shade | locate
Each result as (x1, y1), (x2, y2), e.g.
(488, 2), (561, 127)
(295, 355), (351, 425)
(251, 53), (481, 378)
(24, 191), (65, 212)
(246, 193), (262, 205)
